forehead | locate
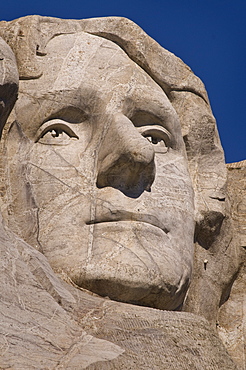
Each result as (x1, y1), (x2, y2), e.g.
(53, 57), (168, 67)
(20, 32), (165, 97)
(14, 32), (184, 150)
(16, 33), (175, 120)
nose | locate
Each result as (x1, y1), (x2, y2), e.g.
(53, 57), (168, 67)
(96, 113), (155, 198)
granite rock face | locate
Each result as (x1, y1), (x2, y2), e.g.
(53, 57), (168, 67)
(0, 36), (18, 135)
(0, 215), (238, 369)
(0, 215), (125, 369)
(0, 16), (244, 368)
(1, 29), (195, 311)
(217, 161), (246, 370)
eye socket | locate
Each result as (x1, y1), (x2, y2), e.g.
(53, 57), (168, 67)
(35, 120), (79, 145)
(138, 126), (171, 153)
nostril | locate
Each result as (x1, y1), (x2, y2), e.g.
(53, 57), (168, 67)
(96, 157), (155, 198)
(145, 183), (152, 192)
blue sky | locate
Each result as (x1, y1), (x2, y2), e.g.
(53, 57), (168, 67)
(1, 0), (245, 163)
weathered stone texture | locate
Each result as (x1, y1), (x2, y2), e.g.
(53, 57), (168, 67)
(0, 215), (125, 369)
(0, 16), (244, 369)
(217, 162), (246, 370)
(0, 216), (238, 369)
(0, 36), (18, 135)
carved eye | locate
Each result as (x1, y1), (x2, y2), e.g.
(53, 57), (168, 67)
(35, 120), (79, 145)
(138, 126), (171, 153)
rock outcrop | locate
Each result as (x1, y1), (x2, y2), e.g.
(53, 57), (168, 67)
(0, 16), (244, 369)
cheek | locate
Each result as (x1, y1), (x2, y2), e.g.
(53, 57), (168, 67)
(30, 142), (82, 167)
(26, 143), (98, 260)
(150, 152), (195, 258)
(27, 143), (98, 208)
(152, 152), (194, 213)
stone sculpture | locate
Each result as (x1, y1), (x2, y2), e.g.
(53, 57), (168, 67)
(0, 15), (244, 369)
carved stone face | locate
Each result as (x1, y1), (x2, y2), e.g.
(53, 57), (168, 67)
(4, 32), (194, 310)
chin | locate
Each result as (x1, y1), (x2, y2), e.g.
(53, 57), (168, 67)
(71, 264), (191, 310)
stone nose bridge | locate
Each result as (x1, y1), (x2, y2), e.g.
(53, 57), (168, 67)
(96, 113), (156, 198)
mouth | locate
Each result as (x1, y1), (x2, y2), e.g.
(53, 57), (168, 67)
(85, 210), (169, 234)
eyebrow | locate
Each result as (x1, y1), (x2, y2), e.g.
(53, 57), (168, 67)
(22, 87), (101, 123)
(125, 82), (180, 127)
(128, 101), (179, 135)
(44, 106), (89, 124)
(130, 109), (166, 126)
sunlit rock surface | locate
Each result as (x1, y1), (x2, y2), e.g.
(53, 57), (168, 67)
(0, 16), (244, 369)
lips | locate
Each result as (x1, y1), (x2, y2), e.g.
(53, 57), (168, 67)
(86, 209), (169, 234)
